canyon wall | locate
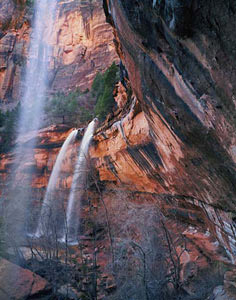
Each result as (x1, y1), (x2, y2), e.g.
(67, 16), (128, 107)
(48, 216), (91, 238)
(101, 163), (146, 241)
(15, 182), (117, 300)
(0, 0), (118, 215)
(0, 0), (118, 109)
(0, 125), (75, 203)
(89, 0), (236, 285)
(1, 0), (236, 297)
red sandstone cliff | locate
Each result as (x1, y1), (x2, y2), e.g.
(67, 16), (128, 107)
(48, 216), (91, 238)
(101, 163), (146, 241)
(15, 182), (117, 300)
(88, 1), (236, 297)
(0, 0), (118, 108)
(1, 1), (236, 298)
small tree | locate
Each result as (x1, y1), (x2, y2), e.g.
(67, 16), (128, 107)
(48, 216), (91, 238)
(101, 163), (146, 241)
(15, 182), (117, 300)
(0, 104), (20, 153)
(94, 62), (119, 120)
(91, 72), (104, 99)
(46, 91), (79, 124)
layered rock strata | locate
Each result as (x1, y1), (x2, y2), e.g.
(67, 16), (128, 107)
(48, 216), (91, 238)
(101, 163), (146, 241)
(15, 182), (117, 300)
(90, 0), (236, 271)
(0, 125), (76, 204)
(0, 0), (118, 108)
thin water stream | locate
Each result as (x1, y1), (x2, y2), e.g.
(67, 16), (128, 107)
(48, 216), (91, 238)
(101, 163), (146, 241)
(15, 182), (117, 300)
(64, 119), (98, 244)
(36, 129), (78, 237)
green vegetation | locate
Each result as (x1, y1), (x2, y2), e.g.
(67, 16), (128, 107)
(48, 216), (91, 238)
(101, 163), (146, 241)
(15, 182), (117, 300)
(12, 0), (34, 8)
(45, 88), (93, 126)
(47, 91), (78, 124)
(92, 62), (119, 120)
(46, 62), (119, 125)
(0, 218), (6, 257)
(0, 63), (119, 153)
(26, 0), (35, 6)
(0, 104), (20, 153)
(91, 73), (104, 99)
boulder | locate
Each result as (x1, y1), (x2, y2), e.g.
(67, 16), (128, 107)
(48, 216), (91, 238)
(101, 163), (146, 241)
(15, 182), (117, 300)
(58, 284), (81, 300)
(0, 258), (51, 300)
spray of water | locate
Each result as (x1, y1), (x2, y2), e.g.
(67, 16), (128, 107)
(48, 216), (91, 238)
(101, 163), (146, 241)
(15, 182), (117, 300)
(63, 119), (98, 244)
(18, 0), (57, 134)
(2, 0), (58, 241)
(36, 129), (78, 237)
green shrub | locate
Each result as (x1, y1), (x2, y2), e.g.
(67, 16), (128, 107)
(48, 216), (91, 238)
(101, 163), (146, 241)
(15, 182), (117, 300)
(0, 218), (5, 257)
(26, 0), (35, 7)
(79, 106), (93, 124)
(91, 72), (104, 98)
(45, 88), (95, 126)
(0, 111), (4, 127)
(47, 91), (79, 124)
(12, 0), (34, 8)
(94, 86), (114, 120)
(93, 62), (119, 120)
(0, 104), (20, 153)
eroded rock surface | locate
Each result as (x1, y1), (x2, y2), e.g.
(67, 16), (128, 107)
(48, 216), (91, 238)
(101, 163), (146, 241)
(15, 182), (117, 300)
(0, 0), (118, 108)
(0, 258), (51, 299)
(0, 125), (76, 201)
(50, 0), (119, 93)
(90, 0), (236, 273)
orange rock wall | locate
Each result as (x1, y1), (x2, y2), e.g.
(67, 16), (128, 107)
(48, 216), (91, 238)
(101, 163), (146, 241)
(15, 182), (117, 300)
(90, 0), (236, 268)
(0, 0), (118, 108)
(0, 125), (76, 201)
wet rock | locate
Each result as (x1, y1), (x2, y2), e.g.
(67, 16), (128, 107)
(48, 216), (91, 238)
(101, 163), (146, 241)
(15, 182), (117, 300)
(94, 0), (236, 267)
(114, 82), (128, 109)
(0, 125), (77, 201)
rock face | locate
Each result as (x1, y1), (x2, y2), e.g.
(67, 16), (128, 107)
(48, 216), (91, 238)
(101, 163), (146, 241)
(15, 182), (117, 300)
(0, 258), (51, 299)
(0, 0), (30, 108)
(0, 0), (118, 108)
(90, 0), (236, 269)
(1, 0), (236, 297)
(50, 0), (119, 93)
(0, 125), (76, 201)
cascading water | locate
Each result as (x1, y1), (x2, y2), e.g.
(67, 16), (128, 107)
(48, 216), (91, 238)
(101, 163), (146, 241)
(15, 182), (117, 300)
(18, 0), (57, 134)
(2, 0), (58, 240)
(63, 119), (98, 244)
(36, 129), (78, 237)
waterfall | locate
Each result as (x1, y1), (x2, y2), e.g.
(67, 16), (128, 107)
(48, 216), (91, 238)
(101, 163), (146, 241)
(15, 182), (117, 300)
(18, 0), (57, 134)
(63, 119), (98, 244)
(35, 129), (78, 237)
(2, 0), (58, 240)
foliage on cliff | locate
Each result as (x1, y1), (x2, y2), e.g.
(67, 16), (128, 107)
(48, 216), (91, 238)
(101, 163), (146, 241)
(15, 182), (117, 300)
(0, 218), (6, 257)
(45, 89), (94, 126)
(12, 0), (34, 8)
(45, 63), (119, 126)
(0, 105), (20, 153)
(93, 62), (119, 120)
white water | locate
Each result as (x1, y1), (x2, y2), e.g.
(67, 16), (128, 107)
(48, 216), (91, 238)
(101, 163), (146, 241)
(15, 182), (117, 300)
(63, 119), (98, 244)
(3, 0), (58, 239)
(18, 0), (57, 134)
(36, 129), (78, 237)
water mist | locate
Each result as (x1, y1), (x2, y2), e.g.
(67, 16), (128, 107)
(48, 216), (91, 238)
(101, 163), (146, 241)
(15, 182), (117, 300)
(36, 129), (78, 237)
(2, 0), (58, 242)
(63, 119), (98, 244)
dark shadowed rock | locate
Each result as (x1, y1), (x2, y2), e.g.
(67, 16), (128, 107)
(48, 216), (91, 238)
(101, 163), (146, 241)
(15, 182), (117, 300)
(0, 258), (51, 300)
